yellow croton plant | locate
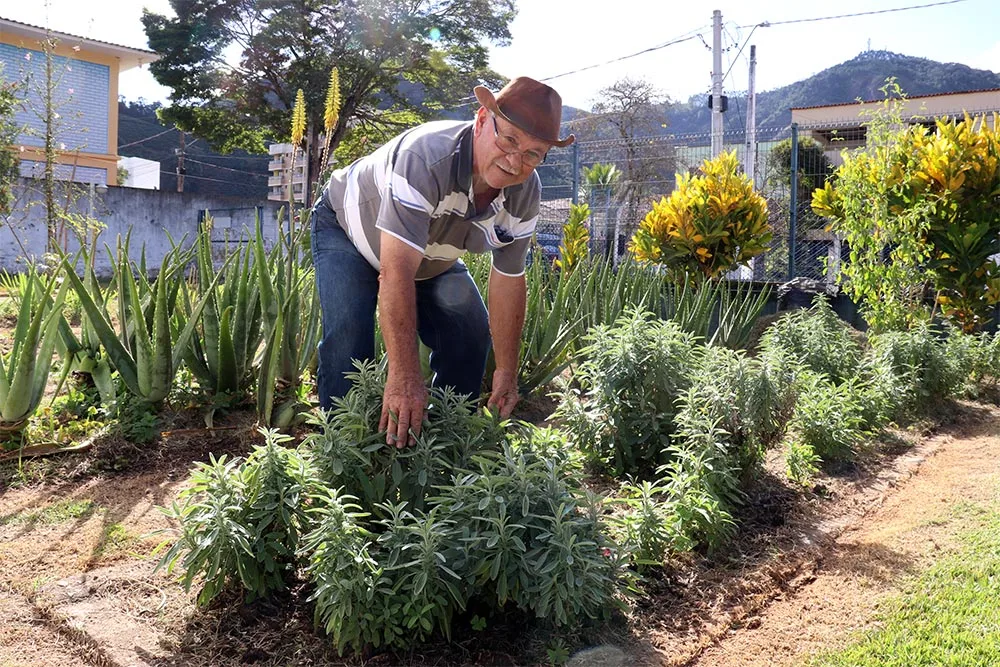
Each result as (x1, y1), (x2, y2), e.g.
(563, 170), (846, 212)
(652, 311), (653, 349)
(813, 113), (1000, 332)
(630, 151), (771, 280)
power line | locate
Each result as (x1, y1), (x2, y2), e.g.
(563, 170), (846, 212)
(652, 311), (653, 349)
(118, 126), (176, 149)
(540, 29), (710, 84)
(441, 25), (711, 112)
(738, 0), (967, 29)
(159, 170), (261, 187)
(183, 157), (268, 177)
(186, 152), (269, 161)
(722, 24), (758, 87)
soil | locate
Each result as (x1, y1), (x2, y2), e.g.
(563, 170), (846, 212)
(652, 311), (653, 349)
(1, 398), (998, 667)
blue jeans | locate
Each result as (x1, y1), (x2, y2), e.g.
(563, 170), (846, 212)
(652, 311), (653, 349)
(311, 199), (491, 408)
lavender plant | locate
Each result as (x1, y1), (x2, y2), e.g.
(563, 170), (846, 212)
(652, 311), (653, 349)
(156, 429), (322, 605)
(760, 297), (863, 384)
(555, 308), (699, 475)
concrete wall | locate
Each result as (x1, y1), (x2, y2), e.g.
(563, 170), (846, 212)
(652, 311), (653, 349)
(2, 178), (286, 276)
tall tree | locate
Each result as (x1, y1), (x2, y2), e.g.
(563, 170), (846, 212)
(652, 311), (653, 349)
(581, 77), (672, 263)
(143, 0), (514, 202)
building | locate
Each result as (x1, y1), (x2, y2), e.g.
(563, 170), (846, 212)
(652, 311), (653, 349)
(267, 143), (308, 204)
(791, 88), (1000, 165)
(0, 17), (160, 187)
(117, 156), (159, 190)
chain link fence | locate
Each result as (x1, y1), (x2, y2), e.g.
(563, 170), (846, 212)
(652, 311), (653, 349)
(533, 125), (837, 283)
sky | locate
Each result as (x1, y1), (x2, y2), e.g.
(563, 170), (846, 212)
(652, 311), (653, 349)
(2, 0), (999, 111)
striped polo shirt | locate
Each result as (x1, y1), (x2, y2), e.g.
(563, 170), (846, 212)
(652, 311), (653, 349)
(323, 120), (540, 280)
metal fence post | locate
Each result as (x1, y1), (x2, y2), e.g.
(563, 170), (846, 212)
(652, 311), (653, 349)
(788, 122), (799, 281)
(571, 142), (580, 206)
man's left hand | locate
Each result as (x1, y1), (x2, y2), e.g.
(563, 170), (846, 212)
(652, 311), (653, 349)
(487, 368), (519, 418)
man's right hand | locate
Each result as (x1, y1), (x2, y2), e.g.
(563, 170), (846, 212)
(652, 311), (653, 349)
(376, 232), (427, 449)
(379, 372), (428, 448)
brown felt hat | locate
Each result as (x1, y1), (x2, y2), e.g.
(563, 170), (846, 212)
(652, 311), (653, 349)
(474, 77), (575, 147)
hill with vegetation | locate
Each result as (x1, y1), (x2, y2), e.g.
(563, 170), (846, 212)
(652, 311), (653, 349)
(660, 50), (1000, 137)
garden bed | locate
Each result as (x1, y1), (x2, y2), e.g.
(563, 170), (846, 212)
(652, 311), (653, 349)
(1, 397), (991, 666)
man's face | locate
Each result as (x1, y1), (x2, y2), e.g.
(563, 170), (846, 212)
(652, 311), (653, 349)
(472, 107), (551, 191)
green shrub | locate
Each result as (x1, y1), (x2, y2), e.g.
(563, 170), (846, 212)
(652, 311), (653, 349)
(555, 308), (699, 475)
(854, 351), (908, 429)
(157, 429), (322, 606)
(868, 325), (964, 414)
(616, 480), (675, 568)
(303, 429), (629, 655)
(941, 329), (994, 398)
(301, 360), (507, 514)
(760, 298), (863, 384)
(655, 386), (739, 553)
(300, 488), (386, 650)
(164, 366), (632, 654)
(685, 345), (798, 479)
(432, 429), (626, 625)
(788, 372), (868, 464)
(785, 439), (820, 486)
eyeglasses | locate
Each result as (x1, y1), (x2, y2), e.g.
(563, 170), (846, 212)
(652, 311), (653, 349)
(490, 112), (546, 168)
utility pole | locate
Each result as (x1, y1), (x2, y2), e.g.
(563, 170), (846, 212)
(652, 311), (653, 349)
(745, 44), (757, 187)
(175, 131), (185, 193)
(711, 9), (724, 157)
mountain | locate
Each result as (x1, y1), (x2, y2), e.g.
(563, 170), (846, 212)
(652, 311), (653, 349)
(564, 51), (1000, 141)
(117, 101), (270, 198)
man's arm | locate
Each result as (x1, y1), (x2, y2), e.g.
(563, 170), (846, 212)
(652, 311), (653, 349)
(378, 232), (426, 447)
(486, 267), (527, 417)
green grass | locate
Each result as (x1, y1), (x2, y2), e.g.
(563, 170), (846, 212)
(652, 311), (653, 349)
(3, 498), (96, 525)
(94, 522), (139, 558)
(812, 502), (1000, 667)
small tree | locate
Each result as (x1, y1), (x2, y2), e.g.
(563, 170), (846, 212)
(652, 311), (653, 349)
(765, 136), (832, 195)
(813, 80), (1000, 332)
(630, 151), (771, 281)
(584, 78), (673, 264)
(0, 67), (19, 218)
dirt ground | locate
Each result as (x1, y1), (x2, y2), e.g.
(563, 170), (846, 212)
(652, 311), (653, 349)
(0, 399), (997, 667)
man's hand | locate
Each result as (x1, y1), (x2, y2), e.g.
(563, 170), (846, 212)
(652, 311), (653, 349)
(377, 232), (426, 448)
(380, 372), (427, 448)
(487, 368), (519, 418)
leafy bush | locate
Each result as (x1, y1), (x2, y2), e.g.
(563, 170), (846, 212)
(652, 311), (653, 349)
(302, 360), (506, 513)
(788, 372), (868, 464)
(759, 298), (863, 384)
(785, 439), (820, 486)
(685, 345), (798, 479)
(157, 429), (322, 606)
(163, 365), (631, 653)
(854, 351), (908, 430)
(868, 325), (964, 414)
(656, 387), (739, 553)
(555, 308), (699, 475)
(303, 427), (629, 655)
(813, 82), (1000, 332)
(941, 329), (995, 398)
(616, 480), (674, 568)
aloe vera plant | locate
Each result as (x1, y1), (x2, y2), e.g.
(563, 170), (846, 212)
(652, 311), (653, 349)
(181, 222), (263, 411)
(63, 239), (230, 406)
(51, 250), (116, 405)
(0, 268), (69, 447)
(255, 223), (321, 427)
